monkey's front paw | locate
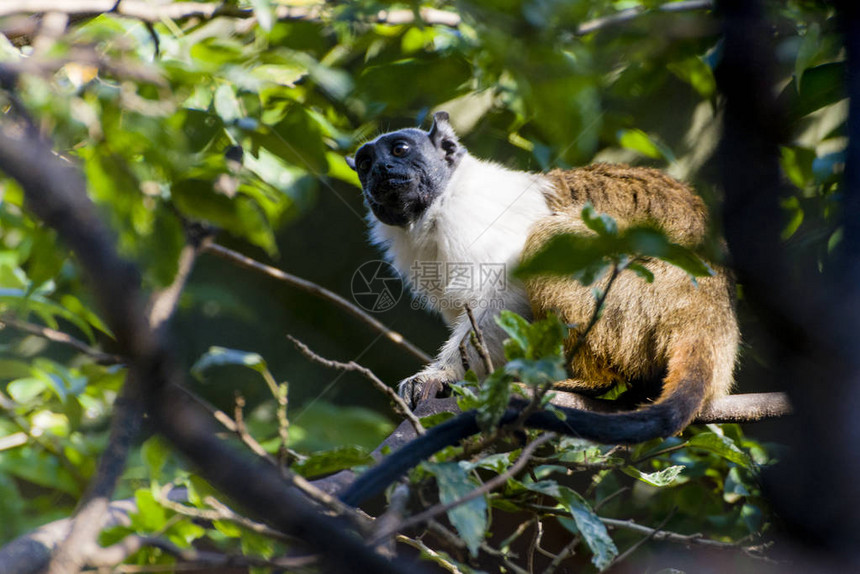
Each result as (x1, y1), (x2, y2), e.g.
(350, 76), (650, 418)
(398, 372), (451, 408)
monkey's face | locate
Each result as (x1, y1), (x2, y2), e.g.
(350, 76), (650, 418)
(348, 113), (464, 227)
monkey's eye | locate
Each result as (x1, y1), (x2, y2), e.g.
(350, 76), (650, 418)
(391, 141), (410, 157)
(358, 158), (371, 172)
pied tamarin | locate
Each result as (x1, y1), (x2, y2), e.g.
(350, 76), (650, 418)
(341, 112), (738, 505)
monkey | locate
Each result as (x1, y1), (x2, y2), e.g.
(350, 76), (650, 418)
(340, 112), (738, 505)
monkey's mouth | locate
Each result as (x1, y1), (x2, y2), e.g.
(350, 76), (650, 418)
(380, 175), (414, 187)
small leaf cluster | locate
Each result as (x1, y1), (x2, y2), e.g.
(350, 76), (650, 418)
(518, 203), (713, 287)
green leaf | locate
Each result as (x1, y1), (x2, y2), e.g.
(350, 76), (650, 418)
(190, 37), (245, 69)
(141, 436), (172, 482)
(250, 108), (328, 174)
(667, 56), (716, 98)
(687, 432), (754, 470)
(496, 311), (567, 363)
(250, 0), (274, 31)
(214, 519), (243, 538)
(133, 488), (168, 532)
(25, 228), (66, 288)
(617, 128), (673, 162)
(288, 402), (393, 452)
(0, 360), (35, 381)
(7, 377), (47, 403)
(496, 310), (531, 356)
(581, 203), (618, 237)
(505, 357), (566, 386)
(356, 57), (471, 112)
(419, 411), (457, 428)
(624, 228), (714, 278)
(214, 83), (243, 123)
(779, 62), (846, 122)
(292, 446), (373, 478)
(517, 225), (712, 283)
(477, 368), (512, 430)
(514, 233), (612, 284)
(425, 462), (487, 557)
(0, 289), (97, 341)
(171, 179), (277, 255)
(0, 446), (81, 495)
(556, 488), (618, 571)
(623, 464), (685, 487)
(795, 23), (821, 88)
(627, 262), (655, 283)
(191, 346), (267, 380)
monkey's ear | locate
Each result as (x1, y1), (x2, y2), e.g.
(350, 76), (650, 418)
(428, 111), (463, 166)
(345, 155), (356, 171)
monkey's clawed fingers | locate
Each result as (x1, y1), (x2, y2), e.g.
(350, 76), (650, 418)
(397, 372), (451, 408)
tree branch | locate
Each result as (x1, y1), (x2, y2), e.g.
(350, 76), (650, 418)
(0, 316), (121, 364)
(309, 391), (793, 497)
(0, 0), (716, 36)
(370, 433), (556, 545)
(204, 243), (431, 364)
(288, 334), (425, 436)
(574, 0), (714, 36)
(0, 121), (419, 573)
(0, 1), (461, 28)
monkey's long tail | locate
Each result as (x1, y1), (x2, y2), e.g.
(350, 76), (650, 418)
(340, 341), (710, 506)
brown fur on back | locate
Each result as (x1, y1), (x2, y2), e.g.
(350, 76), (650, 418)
(546, 165), (708, 247)
(526, 165), (739, 408)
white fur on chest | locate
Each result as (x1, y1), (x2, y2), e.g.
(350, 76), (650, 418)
(370, 155), (552, 324)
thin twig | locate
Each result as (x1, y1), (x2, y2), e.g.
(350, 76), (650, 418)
(0, 0), (716, 35)
(464, 304), (494, 374)
(372, 483), (411, 557)
(565, 260), (624, 366)
(288, 334), (425, 436)
(87, 532), (317, 570)
(147, 238), (208, 330)
(0, 316), (122, 363)
(250, 366), (297, 465)
(593, 486), (630, 512)
(574, 0), (714, 36)
(600, 517), (747, 550)
(541, 533), (580, 574)
(604, 510), (676, 569)
(175, 385), (366, 525)
(457, 339), (471, 373)
(394, 536), (464, 573)
(371, 432), (555, 545)
(205, 243), (431, 364)
(0, 2), (462, 28)
(156, 489), (291, 543)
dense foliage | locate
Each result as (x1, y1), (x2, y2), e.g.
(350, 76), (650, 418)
(0, 0), (847, 571)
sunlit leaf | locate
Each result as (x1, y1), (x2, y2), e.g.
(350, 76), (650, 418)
(623, 464), (685, 487)
(191, 346), (267, 380)
(425, 462), (487, 557)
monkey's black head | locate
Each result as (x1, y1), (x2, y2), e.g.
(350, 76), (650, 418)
(347, 111), (465, 227)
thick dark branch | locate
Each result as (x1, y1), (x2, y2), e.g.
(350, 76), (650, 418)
(0, 125), (417, 573)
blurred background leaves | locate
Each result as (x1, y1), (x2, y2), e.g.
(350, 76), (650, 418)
(0, 0), (846, 570)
